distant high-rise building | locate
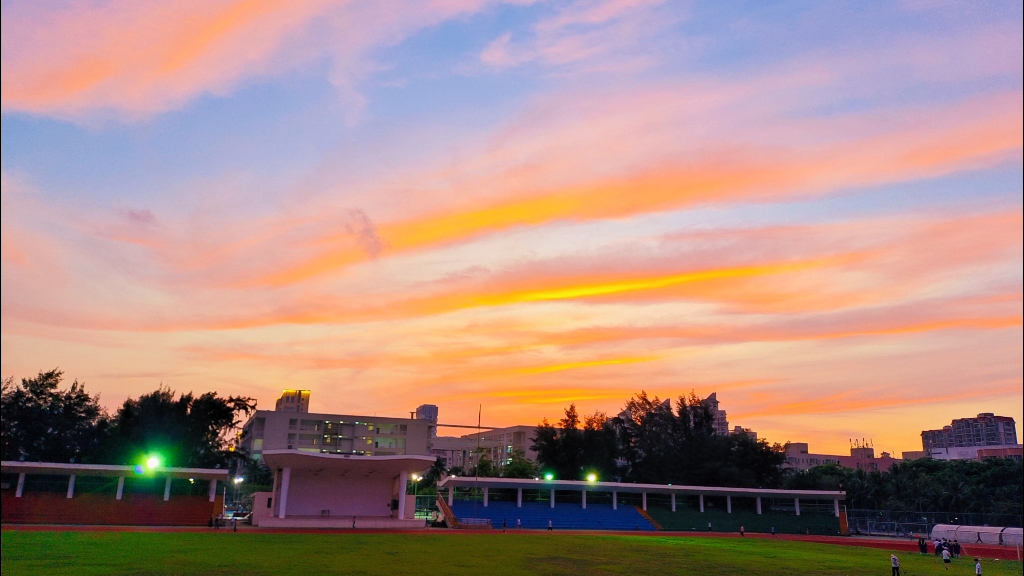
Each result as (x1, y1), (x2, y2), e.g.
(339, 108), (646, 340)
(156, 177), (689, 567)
(415, 404), (439, 422)
(921, 413), (1017, 450)
(275, 390), (310, 413)
(702, 393), (730, 436)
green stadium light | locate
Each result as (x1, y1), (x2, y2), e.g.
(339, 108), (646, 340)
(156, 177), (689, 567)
(586, 473), (597, 482)
(544, 473), (554, 481)
(145, 456), (161, 470)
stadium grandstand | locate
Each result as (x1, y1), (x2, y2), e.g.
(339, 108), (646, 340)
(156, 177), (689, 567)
(437, 476), (846, 534)
(1, 460), (227, 526)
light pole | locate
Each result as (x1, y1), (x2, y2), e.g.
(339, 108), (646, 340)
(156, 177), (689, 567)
(410, 474), (421, 518)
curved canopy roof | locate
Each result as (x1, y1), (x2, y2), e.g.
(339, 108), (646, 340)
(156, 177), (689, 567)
(437, 475), (844, 499)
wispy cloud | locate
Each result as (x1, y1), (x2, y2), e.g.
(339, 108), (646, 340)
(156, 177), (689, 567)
(0, 0), (499, 120)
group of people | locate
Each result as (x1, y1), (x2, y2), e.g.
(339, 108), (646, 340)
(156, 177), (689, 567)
(891, 552), (982, 575)
(925, 537), (963, 559)
(207, 514), (237, 532)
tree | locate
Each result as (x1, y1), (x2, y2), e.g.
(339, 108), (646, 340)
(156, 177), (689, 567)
(1, 369), (107, 463)
(98, 386), (256, 468)
(421, 456), (448, 487)
(532, 404), (619, 481)
(500, 449), (539, 479)
(784, 458), (1023, 518)
(611, 391), (786, 487)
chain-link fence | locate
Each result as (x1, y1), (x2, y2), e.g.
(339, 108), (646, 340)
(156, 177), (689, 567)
(847, 509), (1023, 538)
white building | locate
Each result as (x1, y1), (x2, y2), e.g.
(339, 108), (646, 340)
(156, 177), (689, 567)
(431, 425), (538, 469)
(239, 391), (434, 460)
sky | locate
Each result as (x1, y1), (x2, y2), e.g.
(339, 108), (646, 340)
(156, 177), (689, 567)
(2, 0), (1021, 456)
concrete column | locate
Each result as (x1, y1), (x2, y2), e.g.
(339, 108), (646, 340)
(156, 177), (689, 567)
(16, 473), (26, 497)
(727, 495), (732, 514)
(642, 492), (647, 511)
(517, 488), (522, 508)
(209, 479), (218, 502)
(163, 477), (172, 501)
(278, 467), (291, 518)
(116, 477), (125, 500)
(671, 493), (676, 512)
(756, 496), (762, 515)
(550, 489), (555, 509)
(699, 494), (704, 512)
(67, 474), (76, 499)
(612, 491), (617, 510)
(794, 497), (800, 516)
(834, 498), (840, 517)
(581, 490), (586, 510)
(397, 471), (409, 519)
(448, 486), (454, 506)
(482, 486), (489, 508)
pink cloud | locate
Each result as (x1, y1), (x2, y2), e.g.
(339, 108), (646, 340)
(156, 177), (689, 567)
(0, 0), (498, 119)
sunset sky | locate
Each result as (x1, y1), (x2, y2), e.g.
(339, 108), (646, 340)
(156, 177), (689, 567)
(2, 0), (1021, 455)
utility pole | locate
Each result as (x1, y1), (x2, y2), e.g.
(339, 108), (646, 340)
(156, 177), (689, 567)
(473, 404), (481, 521)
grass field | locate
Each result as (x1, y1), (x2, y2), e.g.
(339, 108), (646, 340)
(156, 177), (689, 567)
(2, 531), (1020, 576)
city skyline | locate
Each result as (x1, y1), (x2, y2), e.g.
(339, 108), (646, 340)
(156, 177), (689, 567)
(2, 1), (1022, 455)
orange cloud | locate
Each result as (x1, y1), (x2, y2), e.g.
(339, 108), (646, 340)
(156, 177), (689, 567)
(0, 0), (493, 118)
(254, 91), (1022, 286)
(733, 382), (1024, 420)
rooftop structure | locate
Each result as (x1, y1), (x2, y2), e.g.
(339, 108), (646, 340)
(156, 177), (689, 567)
(783, 442), (900, 472)
(732, 426), (757, 441)
(275, 390), (310, 413)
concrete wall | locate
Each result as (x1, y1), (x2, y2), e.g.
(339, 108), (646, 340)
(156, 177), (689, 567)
(251, 491), (274, 526)
(2, 492), (223, 525)
(284, 470), (396, 517)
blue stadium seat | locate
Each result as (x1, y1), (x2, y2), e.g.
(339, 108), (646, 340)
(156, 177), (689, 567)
(449, 501), (656, 531)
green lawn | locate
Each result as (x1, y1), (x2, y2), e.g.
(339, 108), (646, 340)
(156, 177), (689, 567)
(2, 531), (1019, 576)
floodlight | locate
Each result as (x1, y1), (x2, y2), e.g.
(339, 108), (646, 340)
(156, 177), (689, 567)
(586, 473), (597, 482)
(544, 473), (554, 480)
(234, 476), (244, 484)
(146, 456), (160, 469)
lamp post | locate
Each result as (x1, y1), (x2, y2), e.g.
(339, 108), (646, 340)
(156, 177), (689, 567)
(410, 473), (421, 518)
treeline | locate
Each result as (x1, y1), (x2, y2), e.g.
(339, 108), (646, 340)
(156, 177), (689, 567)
(532, 391), (787, 488)
(784, 458), (1023, 517)
(1, 369), (255, 469)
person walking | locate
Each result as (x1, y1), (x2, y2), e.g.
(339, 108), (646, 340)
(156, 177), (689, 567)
(502, 518), (506, 533)
(516, 517), (521, 529)
(771, 526), (776, 537)
(974, 557), (982, 575)
(547, 519), (553, 531)
(740, 526), (745, 537)
(890, 554), (901, 576)
(942, 547), (952, 570)
(707, 521), (712, 532)
(231, 517), (237, 533)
